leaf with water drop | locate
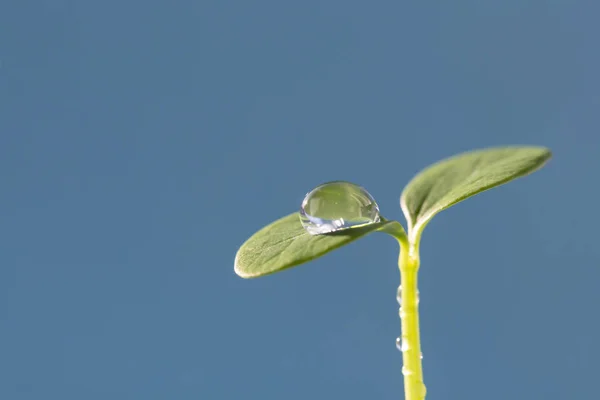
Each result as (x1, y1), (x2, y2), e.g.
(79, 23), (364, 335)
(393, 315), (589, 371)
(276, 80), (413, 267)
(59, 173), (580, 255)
(400, 146), (551, 241)
(234, 213), (406, 278)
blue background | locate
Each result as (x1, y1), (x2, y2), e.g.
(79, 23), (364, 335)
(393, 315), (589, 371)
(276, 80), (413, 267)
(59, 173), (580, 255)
(1, 1), (599, 399)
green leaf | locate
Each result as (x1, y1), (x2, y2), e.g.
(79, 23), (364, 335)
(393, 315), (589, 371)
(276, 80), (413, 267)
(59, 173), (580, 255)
(400, 146), (552, 241)
(234, 213), (406, 278)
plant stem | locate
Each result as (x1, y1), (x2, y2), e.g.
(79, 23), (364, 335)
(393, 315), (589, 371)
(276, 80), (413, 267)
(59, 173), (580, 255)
(398, 239), (426, 400)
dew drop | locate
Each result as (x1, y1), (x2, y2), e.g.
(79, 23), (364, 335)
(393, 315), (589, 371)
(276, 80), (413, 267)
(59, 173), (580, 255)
(399, 307), (406, 319)
(299, 181), (380, 235)
(396, 286), (402, 305)
(420, 352), (423, 360)
(395, 337), (410, 352)
(416, 289), (420, 305)
(402, 366), (413, 376)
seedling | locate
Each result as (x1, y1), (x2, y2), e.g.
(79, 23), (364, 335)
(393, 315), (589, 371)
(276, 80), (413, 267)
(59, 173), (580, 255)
(234, 146), (551, 400)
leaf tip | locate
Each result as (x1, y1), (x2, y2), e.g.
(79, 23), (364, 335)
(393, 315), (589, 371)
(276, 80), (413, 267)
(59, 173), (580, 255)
(233, 250), (254, 279)
(540, 146), (552, 161)
(524, 146), (553, 173)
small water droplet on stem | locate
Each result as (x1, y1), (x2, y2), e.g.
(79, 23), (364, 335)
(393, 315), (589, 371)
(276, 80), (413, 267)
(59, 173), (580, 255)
(395, 337), (410, 352)
(399, 307), (406, 319)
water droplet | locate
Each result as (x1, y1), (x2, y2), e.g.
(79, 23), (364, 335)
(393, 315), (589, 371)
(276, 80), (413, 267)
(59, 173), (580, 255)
(416, 289), (420, 305)
(402, 366), (413, 376)
(299, 181), (380, 235)
(396, 286), (402, 305)
(396, 337), (410, 352)
(420, 352), (423, 360)
(399, 307), (406, 319)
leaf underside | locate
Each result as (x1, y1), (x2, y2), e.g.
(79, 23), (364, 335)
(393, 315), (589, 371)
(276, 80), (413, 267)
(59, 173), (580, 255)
(234, 213), (403, 278)
(400, 146), (552, 239)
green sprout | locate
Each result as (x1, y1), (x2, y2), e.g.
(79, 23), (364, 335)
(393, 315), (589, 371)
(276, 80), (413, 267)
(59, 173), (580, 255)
(234, 146), (552, 400)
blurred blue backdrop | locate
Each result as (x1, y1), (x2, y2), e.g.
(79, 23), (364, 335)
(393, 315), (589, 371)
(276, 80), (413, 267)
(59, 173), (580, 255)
(1, 1), (599, 399)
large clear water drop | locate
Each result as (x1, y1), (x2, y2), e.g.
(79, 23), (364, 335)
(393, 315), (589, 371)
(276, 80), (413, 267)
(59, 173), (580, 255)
(300, 181), (380, 235)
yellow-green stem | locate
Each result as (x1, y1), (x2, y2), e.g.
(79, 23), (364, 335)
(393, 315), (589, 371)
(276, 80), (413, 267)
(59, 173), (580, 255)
(398, 239), (426, 400)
